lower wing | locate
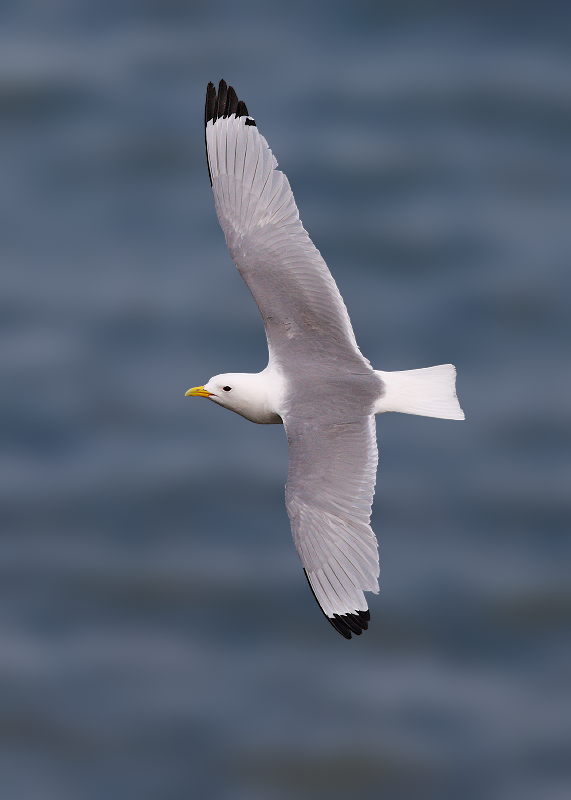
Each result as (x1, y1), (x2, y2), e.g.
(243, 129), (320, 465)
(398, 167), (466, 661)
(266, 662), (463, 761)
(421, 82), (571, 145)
(284, 414), (379, 639)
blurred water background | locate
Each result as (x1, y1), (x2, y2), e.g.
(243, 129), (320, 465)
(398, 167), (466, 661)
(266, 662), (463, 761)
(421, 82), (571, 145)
(1, 1), (570, 798)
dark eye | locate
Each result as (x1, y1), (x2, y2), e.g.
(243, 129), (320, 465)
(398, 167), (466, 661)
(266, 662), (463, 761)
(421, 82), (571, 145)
(223, 386), (232, 392)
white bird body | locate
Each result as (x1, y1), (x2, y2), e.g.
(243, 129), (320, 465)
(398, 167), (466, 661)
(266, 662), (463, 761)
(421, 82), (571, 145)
(187, 81), (464, 638)
(203, 364), (463, 424)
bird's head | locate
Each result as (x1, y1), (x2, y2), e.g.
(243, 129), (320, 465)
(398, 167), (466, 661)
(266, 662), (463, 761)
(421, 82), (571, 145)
(186, 372), (282, 424)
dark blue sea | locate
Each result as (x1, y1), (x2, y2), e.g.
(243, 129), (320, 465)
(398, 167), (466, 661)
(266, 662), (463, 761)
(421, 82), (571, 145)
(2, 2), (570, 798)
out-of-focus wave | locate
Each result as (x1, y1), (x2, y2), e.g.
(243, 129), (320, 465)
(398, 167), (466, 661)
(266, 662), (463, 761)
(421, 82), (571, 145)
(1, 2), (570, 799)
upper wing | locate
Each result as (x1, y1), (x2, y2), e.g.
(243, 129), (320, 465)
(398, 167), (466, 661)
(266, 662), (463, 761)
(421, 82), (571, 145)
(205, 80), (370, 374)
(284, 413), (380, 639)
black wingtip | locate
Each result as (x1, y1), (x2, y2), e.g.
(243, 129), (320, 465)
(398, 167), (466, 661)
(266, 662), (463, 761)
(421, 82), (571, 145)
(205, 82), (216, 125)
(303, 569), (370, 640)
(236, 99), (249, 118)
(205, 81), (255, 126)
(226, 85), (238, 118)
(204, 81), (257, 186)
(216, 79), (228, 119)
(328, 609), (370, 638)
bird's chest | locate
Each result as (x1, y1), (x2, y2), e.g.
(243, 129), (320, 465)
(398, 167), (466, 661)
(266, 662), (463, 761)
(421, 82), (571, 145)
(238, 405), (283, 425)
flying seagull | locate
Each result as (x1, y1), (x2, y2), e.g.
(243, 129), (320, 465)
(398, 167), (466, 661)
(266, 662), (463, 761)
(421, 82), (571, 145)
(187, 80), (464, 639)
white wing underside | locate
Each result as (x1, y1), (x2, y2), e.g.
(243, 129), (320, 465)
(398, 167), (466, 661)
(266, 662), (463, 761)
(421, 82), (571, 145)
(205, 93), (380, 626)
(206, 113), (371, 371)
(285, 415), (380, 618)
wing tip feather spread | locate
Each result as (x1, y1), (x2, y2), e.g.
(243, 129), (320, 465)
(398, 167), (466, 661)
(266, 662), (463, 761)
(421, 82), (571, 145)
(304, 569), (370, 640)
(205, 80), (254, 124)
(330, 609), (370, 639)
(205, 80), (256, 186)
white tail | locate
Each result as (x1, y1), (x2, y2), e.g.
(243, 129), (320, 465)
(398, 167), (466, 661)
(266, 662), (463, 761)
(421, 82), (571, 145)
(374, 365), (465, 420)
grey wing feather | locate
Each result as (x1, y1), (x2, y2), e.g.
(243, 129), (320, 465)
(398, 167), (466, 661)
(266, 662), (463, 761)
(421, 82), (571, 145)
(205, 82), (371, 374)
(284, 414), (380, 619)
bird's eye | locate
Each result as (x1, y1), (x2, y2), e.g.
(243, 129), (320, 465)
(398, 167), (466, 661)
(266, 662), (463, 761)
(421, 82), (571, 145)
(223, 386), (232, 392)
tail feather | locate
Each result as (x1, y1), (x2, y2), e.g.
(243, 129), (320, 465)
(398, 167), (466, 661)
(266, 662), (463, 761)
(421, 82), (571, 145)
(374, 365), (464, 420)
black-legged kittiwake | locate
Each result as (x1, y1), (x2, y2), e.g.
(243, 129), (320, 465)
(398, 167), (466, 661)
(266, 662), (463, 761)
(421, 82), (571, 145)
(187, 81), (464, 639)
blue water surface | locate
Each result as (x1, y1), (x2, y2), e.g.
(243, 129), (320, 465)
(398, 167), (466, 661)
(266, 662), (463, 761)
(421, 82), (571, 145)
(1, 2), (570, 799)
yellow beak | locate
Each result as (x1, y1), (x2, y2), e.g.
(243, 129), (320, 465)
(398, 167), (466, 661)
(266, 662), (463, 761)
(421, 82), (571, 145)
(185, 385), (213, 398)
